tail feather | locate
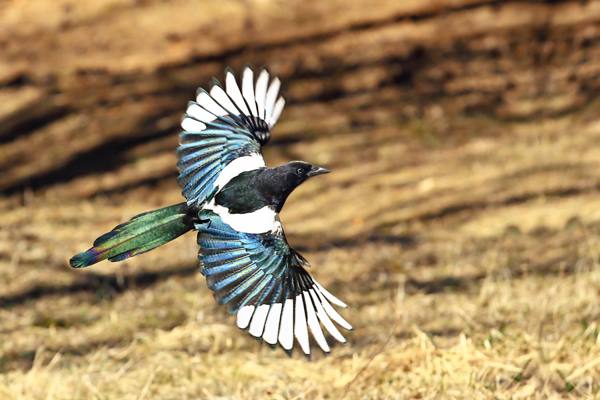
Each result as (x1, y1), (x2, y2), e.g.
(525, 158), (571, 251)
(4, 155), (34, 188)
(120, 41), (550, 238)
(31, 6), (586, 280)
(70, 202), (194, 268)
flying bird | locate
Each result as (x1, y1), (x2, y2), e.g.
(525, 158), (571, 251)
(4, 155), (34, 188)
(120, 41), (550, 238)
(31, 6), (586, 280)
(70, 66), (351, 355)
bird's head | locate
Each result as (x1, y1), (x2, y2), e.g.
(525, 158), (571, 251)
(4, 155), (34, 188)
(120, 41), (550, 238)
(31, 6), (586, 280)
(260, 161), (330, 212)
(280, 160), (330, 186)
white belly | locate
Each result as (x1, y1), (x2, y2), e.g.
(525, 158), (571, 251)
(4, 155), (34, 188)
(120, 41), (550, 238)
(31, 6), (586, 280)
(205, 202), (281, 234)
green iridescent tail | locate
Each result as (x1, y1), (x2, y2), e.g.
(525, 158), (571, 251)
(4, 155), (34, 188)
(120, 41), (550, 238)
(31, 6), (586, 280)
(70, 202), (194, 268)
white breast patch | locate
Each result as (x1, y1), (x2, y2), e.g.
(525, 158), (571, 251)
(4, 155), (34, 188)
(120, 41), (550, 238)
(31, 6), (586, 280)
(205, 202), (281, 234)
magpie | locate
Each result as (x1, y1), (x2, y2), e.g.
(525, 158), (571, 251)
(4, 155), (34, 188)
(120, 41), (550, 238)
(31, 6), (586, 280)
(70, 66), (351, 355)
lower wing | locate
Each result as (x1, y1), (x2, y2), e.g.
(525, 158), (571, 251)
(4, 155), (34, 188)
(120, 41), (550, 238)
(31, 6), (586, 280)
(195, 210), (352, 355)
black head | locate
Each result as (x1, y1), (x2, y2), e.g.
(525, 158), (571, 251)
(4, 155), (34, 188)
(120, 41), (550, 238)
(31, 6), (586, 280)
(280, 160), (330, 185)
(257, 161), (330, 212)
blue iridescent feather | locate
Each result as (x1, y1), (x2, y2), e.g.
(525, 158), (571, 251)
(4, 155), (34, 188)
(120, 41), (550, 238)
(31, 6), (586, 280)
(195, 210), (315, 314)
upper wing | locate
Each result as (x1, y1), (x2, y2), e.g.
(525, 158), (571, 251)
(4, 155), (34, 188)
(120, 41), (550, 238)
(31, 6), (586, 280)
(196, 210), (352, 355)
(177, 67), (286, 207)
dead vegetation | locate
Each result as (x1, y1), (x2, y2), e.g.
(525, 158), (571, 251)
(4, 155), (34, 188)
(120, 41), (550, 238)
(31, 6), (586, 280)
(1, 0), (600, 399)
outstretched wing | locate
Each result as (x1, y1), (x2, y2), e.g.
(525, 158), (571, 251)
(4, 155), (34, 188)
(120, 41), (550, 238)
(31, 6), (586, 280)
(177, 67), (286, 207)
(196, 210), (352, 355)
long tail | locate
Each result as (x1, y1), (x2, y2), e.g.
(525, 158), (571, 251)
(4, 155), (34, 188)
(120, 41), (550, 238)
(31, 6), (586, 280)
(70, 202), (194, 268)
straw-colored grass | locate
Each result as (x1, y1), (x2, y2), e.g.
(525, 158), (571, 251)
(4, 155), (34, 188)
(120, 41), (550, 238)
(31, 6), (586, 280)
(1, 111), (600, 399)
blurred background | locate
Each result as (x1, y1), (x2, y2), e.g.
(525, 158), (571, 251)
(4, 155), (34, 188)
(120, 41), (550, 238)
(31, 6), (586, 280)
(1, 0), (600, 398)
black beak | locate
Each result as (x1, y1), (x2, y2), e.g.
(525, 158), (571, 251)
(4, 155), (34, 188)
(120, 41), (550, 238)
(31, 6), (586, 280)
(307, 165), (331, 177)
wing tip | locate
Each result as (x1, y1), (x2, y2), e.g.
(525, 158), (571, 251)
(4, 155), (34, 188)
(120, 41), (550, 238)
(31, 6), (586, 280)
(242, 63), (255, 72)
(223, 65), (236, 76)
(195, 86), (210, 98)
(234, 296), (350, 355)
(210, 77), (222, 90)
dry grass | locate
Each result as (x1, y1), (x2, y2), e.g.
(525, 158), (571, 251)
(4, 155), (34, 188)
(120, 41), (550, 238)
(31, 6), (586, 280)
(2, 110), (600, 399)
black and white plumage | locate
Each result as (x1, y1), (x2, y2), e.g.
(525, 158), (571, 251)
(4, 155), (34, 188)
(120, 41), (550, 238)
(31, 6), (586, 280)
(70, 66), (351, 356)
(180, 67), (351, 355)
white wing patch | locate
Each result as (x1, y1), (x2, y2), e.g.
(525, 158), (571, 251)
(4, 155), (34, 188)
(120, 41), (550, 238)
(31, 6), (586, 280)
(195, 91), (228, 118)
(209, 85), (239, 116)
(181, 66), (285, 133)
(249, 304), (270, 337)
(236, 282), (351, 355)
(242, 68), (258, 116)
(226, 71), (251, 116)
(181, 118), (206, 132)
(255, 70), (269, 120)
(262, 303), (282, 344)
(270, 97), (286, 127)
(265, 77), (281, 127)
(294, 294), (310, 354)
(278, 299), (294, 350)
(236, 306), (254, 329)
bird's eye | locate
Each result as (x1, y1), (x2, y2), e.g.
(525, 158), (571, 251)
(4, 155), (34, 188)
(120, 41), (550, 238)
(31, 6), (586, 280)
(296, 168), (303, 174)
